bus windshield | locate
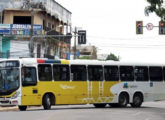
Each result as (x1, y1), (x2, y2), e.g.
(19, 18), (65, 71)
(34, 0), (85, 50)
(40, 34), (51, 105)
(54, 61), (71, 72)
(0, 68), (19, 95)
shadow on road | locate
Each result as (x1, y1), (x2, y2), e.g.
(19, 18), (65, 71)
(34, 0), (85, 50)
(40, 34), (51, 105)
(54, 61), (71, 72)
(25, 105), (165, 112)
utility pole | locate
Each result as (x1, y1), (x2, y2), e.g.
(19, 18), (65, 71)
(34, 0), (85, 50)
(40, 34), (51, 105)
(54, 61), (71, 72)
(74, 27), (77, 59)
(0, 11), (2, 24)
(30, 8), (34, 57)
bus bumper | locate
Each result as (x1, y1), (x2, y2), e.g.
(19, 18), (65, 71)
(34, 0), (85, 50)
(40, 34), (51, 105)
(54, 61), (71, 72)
(0, 97), (20, 106)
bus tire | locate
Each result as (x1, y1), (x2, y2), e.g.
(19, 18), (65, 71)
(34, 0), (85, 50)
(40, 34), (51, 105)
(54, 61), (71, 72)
(93, 104), (106, 108)
(43, 94), (51, 110)
(118, 92), (129, 107)
(131, 93), (143, 108)
(18, 106), (27, 111)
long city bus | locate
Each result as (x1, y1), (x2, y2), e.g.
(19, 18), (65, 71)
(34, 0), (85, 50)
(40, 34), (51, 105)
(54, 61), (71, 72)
(0, 58), (165, 111)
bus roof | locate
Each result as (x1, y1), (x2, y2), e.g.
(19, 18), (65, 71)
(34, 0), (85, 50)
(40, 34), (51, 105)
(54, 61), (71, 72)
(0, 58), (164, 66)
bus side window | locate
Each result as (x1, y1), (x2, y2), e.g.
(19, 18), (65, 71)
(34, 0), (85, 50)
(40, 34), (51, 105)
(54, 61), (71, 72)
(134, 66), (149, 81)
(149, 66), (163, 81)
(88, 65), (103, 81)
(71, 65), (87, 81)
(104, 66), (119, 81)
(22, 67), (37, 86)
(120, 66), (134, 81)
(53, 65), (70, 81)
(38, 64), (52, 81)
(163, 67), (165, 81)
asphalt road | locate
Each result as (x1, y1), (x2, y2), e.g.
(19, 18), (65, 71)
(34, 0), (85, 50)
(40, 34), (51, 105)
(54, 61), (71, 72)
(1, 101), (165, 120)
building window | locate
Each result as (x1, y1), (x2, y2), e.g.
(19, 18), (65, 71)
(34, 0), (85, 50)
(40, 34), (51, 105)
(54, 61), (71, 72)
(13, 16), (31, 24)
(48, 23), (51, 29)
(43, 20), (46, 30)
(71, 65), (87, 81)
(52, 24), (55, 29)
(104, 66), (119, 81)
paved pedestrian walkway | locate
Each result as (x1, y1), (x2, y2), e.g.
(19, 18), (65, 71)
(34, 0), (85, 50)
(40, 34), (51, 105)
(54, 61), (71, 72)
(0, 106), (18, 111)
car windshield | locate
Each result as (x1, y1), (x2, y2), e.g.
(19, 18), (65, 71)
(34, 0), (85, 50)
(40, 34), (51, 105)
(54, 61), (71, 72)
(0, 68), (19, 91)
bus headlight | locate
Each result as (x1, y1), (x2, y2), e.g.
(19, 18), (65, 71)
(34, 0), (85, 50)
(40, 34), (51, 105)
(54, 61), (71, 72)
(11, 91), (20, 99)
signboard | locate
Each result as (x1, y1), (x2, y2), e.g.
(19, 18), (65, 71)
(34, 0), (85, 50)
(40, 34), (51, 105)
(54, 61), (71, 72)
(0, 29), (11, 35)
(0, 24), (42, 35)
(11, 24), (42, 35)
(78, 30), (87, 44)
(0, 24), (11, 34)
(0, 61), (19, 68)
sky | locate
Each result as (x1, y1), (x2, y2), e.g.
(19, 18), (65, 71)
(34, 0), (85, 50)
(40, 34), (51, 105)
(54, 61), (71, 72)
(55, 0), (165, 62)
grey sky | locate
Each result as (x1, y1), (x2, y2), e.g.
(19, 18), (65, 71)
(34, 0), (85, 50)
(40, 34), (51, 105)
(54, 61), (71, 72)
(56, 0), (165, 62)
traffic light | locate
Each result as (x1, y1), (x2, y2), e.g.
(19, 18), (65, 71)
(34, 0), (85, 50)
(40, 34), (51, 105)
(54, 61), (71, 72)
(159, 21), (165, 35)
(136, 21), (143, 34)
(78, 30), (86, 44)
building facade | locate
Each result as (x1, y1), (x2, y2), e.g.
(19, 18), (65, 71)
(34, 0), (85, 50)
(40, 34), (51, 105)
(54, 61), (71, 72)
(0, 0), (72, 59)
(76, 45), (97, 59)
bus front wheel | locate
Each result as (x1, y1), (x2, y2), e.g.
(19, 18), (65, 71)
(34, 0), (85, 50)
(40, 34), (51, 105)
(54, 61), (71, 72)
(18, 106), (27, 111)
(43, 94), (51, 110)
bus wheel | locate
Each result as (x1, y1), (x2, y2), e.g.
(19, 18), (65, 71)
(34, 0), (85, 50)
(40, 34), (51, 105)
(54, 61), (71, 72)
(43, 94), (51, 110)
(18, 106), (27, 111)
(131, 93), (143, 108)
(118, 93), (129, 107)
(93, 104), (106, 108)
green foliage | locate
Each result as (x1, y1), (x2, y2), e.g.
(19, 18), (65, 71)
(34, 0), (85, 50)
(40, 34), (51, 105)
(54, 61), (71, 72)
(78, 56), (91, 60)
(145, 0), (165, 18)
(106, 53), (119, 61)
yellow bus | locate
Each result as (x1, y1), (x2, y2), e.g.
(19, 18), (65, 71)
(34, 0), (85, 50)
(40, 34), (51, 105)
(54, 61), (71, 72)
(0, 58), (165, 111)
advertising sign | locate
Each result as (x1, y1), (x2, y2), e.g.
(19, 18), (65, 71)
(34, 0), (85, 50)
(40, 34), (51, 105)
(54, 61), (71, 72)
(0, 24), (42, 35)
(0, 24), (11, 34)
(11, 24), (42, 35)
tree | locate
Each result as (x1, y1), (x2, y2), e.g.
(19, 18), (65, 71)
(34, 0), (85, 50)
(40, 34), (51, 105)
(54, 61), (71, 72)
(145, 0), (165, 19)
(78, 56), (91, 60)
(106, 53), (119, 61)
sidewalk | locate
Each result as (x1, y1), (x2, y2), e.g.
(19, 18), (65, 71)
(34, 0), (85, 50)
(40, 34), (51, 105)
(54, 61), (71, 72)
(0, 106), (18, 111)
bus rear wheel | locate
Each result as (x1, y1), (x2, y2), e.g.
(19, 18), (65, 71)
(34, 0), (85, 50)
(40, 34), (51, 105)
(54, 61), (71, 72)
(118, 93), (129, 107)
(131, 93), (143, 108)
(93, 104), (106, 108)
(18, 106), (27, 111)
(43, 94), (51, 110)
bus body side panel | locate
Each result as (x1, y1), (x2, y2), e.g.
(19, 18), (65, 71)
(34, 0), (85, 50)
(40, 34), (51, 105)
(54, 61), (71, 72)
(103, 81), (120, 103)
(54, 81), (88, 105)
(21, 86), (42, 106)
(151, 82), (165, 101)
(21, 81), (122, 106)
(21, 82), (57, 106)
(110, 81), (157, 103)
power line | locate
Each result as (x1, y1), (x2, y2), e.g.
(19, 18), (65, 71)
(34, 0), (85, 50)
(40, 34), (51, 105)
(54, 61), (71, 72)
(87, 35), (165, 42)
(98, 44), (165, 49)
